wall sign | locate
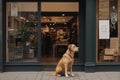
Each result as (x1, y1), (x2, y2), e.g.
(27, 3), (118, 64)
(11, 3), (18, 16)
(99, 20), (110, 39)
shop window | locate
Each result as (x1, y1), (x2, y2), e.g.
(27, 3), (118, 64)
(6, 2), (38, 62)
(6, 2), (80, 63)
(97, 0), (120, 62)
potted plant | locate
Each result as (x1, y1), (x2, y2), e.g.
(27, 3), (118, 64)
(17, 25), (31, 58)
(18, 25), (30, 42)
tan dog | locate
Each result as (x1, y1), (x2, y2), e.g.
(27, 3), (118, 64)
(49, 44), (78, 77)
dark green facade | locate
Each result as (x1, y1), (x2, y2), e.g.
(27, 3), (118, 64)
(0, 0), (3, 72)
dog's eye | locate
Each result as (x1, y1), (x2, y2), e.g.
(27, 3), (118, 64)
(73, 46), (75, 48)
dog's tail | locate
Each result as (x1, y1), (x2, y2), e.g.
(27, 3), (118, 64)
(48, 72), (57, 76)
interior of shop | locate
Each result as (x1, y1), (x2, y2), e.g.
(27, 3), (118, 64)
(6, 2), (79, 63)
(41, 13), (79, 63)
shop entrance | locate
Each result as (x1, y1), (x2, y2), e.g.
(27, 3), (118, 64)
(41, 2), (79, 63)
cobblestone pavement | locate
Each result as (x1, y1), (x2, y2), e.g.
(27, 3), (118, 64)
(0, 71), (120, 80)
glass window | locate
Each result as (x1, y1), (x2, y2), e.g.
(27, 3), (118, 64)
(40, 2), (80, 63)
(6, 2), (38, 62)
(6, 2), (80, 63)
(97, 0), (120, 62)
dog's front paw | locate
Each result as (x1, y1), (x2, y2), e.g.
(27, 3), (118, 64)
(70, 73), (75, 77)
(65, 75), (69, 77)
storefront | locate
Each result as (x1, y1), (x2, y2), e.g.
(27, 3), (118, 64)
(0, 0), (120, 72)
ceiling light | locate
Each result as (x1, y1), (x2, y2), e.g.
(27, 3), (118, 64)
(53, 23), (55, 25)
(34, 23), (37, 26)
(26, 20), (29, 22)
(51, 27), (54, 29)
(62, 14), (65, 16)
(20, 17), (24, 19)
(64, 23), (67, 25)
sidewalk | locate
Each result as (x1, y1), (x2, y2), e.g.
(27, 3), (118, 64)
(0, 71), (120, 80)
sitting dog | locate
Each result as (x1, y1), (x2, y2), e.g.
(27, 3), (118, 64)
(49, 44), (78, 77)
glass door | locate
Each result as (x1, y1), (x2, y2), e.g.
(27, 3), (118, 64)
(40, 2), (80, 63)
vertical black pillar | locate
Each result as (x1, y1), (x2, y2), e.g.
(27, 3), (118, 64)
(85, 0), (96, 72)
(37, 2), (41, 61)
(79, 0), (86, 63)
(0, 0), (3, 72)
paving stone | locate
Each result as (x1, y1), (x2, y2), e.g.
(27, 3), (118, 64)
(0, 71), (120, 80)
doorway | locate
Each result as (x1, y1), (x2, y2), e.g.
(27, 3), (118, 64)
(41, 2), (80, 63)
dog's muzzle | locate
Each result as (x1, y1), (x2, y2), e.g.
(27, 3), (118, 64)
(75, 47), (78, 52)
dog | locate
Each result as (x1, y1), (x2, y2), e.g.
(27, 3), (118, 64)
(49, 44), (78, 77)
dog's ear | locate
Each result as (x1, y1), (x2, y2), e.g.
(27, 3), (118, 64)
(68, 44), (72, 51)
(68, 44), (71, 49)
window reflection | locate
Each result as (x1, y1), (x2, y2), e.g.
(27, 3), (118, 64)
(6, 2), (38, 62)
(6, 2), (80, 63)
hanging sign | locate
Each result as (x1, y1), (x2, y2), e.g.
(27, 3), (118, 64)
(99, 20), (110, 39)
(11, 3), (18, 16)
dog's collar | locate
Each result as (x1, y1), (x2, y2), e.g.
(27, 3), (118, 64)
(66, 53), (73, 59)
